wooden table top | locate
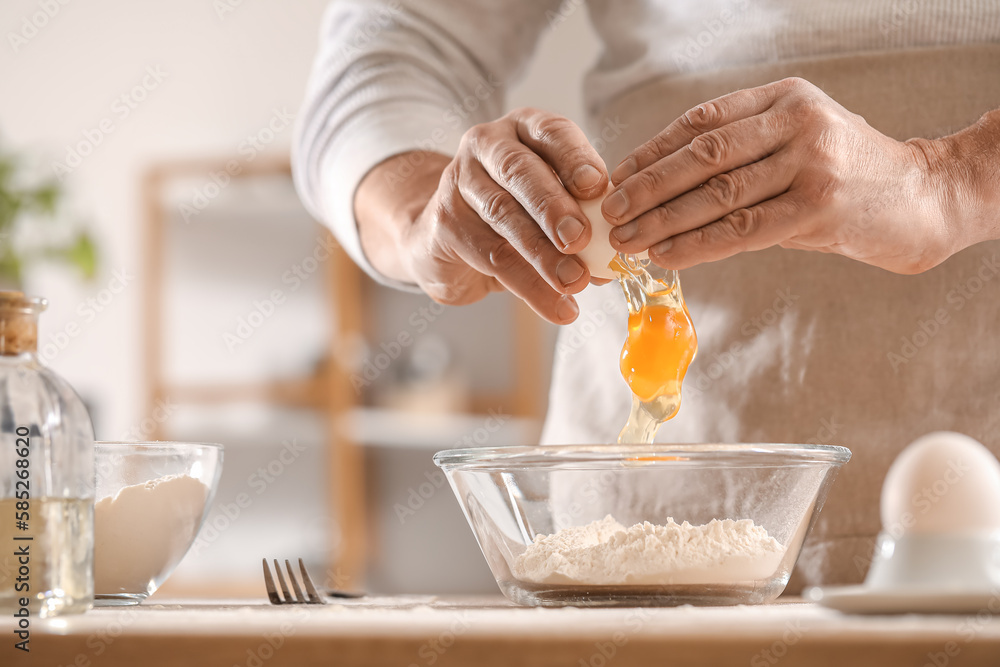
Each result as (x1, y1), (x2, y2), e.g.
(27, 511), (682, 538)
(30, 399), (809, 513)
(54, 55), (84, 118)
(6, 596), (1000, 666)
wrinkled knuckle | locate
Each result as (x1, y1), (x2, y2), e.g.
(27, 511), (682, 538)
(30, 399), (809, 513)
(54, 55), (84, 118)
(646, 132), (673, 158)
(463, 122), (489, 142)
(488, 240), (522, 274)
(704, 172), (741, 208)
(786, 92), (821, 121)
(683, 224), (710, 250)
(461, 123), (492, 152)
(482, 189), (518, 223)
(647, 205), (670, 229)
(532, 189), (571, 225)
(681, 101), (723, 132)
(494, 151), (531, 186)
(688, 131), (729, 167)
(780, 77), (813, 94)
(812, 105), (847, 136)
(724, 208), (757, 239)
(634, 168), (664, 195)
(530, 114), (573, 145)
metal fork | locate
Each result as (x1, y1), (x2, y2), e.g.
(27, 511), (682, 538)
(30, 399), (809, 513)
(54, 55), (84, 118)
(262, 558), (325, 605)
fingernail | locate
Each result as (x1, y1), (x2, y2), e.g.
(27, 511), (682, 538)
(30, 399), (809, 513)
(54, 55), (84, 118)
(652, 238), (673, 255)
(603, 189), (629, 219)
(612, 223), (637, 244)
(556, 295), (580, 322)
(572, 164), (602, 190)
(556, 216), (585, 248)
(611, 157), (636, 183)
(556, 257), (585, 286)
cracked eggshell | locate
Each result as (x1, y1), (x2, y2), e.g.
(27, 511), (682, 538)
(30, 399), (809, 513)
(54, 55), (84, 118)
(574, 185), (646, 281)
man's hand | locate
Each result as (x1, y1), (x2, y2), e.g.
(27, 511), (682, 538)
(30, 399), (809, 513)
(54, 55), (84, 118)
(602, 77), (995, 275)
(355, 108), (609, 324)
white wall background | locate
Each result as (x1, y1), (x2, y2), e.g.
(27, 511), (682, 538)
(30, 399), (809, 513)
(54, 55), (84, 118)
(0, 0), (600, 438)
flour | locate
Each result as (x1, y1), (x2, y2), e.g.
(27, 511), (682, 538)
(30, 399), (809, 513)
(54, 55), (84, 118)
(94, 474), (210, 595)
(512, 515), (785, 586)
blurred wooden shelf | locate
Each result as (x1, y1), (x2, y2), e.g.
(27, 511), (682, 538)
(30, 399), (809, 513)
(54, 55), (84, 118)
(143, 159), (369, 587)
(161, 376), (331, 410)
(338, 407), (541, 449)
(142, 156), (549, 592)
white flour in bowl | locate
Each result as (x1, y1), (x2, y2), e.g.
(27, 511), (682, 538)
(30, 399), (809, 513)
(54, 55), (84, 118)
(94, 474), (210, 594)
(512, 515), (785, 586)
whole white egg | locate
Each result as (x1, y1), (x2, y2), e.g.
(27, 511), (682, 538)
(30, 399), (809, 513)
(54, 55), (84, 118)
(880, 431), (1000, 535)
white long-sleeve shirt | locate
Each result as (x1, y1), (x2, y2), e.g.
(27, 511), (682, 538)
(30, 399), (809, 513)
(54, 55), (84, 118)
(294, 0), (1000, 588)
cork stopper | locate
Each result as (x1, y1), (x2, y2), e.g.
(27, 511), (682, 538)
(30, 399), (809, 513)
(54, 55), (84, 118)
(0, 292), (47, 356)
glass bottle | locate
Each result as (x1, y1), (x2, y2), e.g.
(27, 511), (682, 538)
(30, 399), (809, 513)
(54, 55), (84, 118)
(0, 292), (94, 617)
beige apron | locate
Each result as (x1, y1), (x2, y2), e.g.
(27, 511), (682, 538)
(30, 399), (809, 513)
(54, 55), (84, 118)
(542, 44), (1000, 589)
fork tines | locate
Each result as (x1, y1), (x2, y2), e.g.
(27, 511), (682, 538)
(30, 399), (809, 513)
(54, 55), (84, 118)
(263, 558), (325, 605)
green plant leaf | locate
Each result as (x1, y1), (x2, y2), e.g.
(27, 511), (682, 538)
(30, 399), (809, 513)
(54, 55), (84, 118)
(38, 232), (98, 280)
(0, 248), (22, 288)
(0, 155), (17, 186)
(65, 232), (98, 279)
(0, 145), (99, 281)
(0, 188), (21, 231)
(29, 182), (60, 215)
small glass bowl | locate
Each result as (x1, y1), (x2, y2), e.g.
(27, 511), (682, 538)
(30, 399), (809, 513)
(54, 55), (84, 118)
(93, 442), (223, 605)
(434, 443), (850, 607)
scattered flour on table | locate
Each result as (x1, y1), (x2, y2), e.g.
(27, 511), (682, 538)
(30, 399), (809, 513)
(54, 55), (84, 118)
(94, 474), (209, 594)
(512, 515), (785, 585)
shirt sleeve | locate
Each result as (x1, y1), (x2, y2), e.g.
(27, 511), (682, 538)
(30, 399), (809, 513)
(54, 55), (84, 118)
(292, 0), (564, 291)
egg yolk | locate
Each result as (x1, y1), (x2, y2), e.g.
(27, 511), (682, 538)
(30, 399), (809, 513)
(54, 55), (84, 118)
(620, 303), (697, 408)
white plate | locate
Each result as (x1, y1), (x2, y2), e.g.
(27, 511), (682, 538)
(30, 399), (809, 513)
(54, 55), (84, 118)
(805, 585), (999, 615)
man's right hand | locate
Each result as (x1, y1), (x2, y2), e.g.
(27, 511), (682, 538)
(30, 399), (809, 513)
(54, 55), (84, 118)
(354, 108), (609, 324)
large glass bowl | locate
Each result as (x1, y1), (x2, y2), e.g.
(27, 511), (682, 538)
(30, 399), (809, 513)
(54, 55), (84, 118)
(93, 442), (223, 605)
(434, 444), (850, 607)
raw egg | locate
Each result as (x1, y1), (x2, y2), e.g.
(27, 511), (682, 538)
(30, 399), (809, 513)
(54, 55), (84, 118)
(573, 188), (697, 444)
